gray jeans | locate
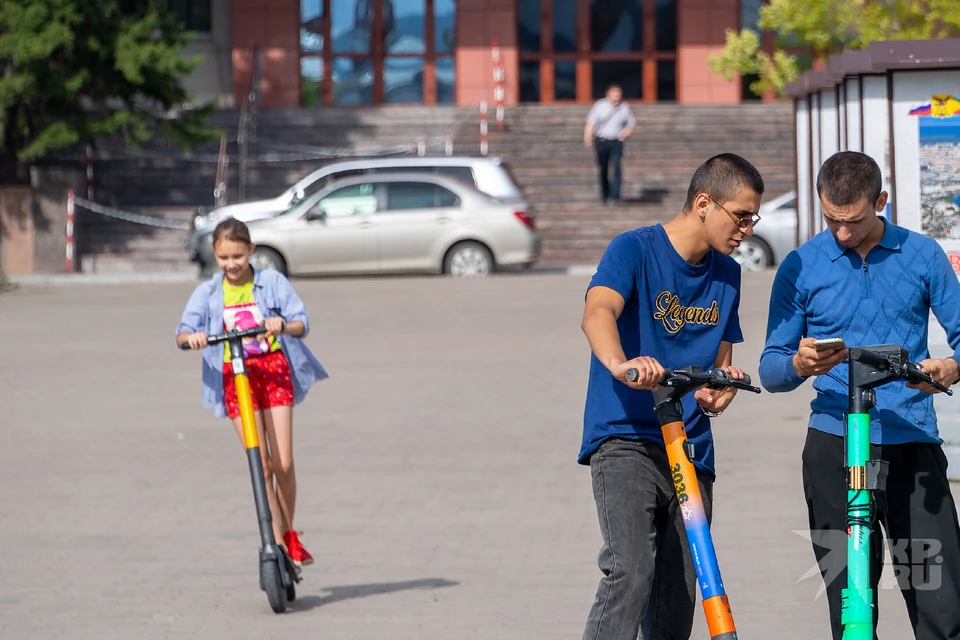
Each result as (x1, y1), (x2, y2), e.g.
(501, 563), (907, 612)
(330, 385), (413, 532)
(582, 438), (714, 640)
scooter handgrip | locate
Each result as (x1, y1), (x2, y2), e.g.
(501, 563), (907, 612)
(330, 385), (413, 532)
(850, 347), (886, 368)
(625, 368), (639, 382)
(711, 369), (751, 386)
(179, 341), (192, 351)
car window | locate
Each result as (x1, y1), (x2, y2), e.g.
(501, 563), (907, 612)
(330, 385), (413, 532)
(437, 186), (460, 207)
(386, 183), (461, 210)
(435, 166), (476, 186)
(367, 166), (409, 175)
(309, 183), (377, 218)
(367, 165), (475, 186)
(301, 169), (365, 199)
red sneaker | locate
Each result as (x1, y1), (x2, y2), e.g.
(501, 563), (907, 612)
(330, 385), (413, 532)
(283, 530), (314, 566)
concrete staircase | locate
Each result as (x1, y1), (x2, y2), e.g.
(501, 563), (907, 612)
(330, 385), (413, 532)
(77, 103), (795, 273)
(484, 104), (796, 266)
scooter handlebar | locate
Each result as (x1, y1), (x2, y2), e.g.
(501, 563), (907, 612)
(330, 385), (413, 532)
(848, 347), (885, 369)
(849, 347), (953, 396)
(625, 366), (760, 393)
(178, 325), (270, 350)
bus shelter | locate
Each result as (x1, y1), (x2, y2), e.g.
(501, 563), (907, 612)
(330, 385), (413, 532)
(786, 39), (960, 267)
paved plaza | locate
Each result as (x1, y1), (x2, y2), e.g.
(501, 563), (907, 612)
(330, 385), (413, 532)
(0, 270), (946, 639)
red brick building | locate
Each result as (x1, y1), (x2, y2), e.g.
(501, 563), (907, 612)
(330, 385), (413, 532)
(178, 0), (764, 109)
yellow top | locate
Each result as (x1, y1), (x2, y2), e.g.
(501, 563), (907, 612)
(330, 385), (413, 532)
(222, 279), (281, 362)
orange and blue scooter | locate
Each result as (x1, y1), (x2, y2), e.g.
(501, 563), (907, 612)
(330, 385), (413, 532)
(181, 324), (301, 613)
(626, 365), (761, 640)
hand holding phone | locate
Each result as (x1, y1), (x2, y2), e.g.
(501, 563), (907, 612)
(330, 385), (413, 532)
(813, 338), (847, 352)
(794, 337), (849, 378)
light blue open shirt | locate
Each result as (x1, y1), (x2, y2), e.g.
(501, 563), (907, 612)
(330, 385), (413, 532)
(175, 268), (329, 419)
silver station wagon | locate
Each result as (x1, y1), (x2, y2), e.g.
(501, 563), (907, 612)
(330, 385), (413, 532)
(244, 172), (541, 277)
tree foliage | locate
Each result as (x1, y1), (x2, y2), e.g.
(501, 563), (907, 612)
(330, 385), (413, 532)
(0, 0), (217, 184)
(708, 0), (960, 97)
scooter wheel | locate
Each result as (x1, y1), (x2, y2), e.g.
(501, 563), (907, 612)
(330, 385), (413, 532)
(261, 559), (287, 614)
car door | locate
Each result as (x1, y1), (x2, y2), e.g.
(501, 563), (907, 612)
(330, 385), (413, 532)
(290, 183), (379, 274)
(375, 181), (464, 272)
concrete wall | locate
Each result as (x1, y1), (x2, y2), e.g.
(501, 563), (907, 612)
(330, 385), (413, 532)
(677, 0), (740, 104)
(232, 0), (301, 108)
(0, 168), (84, 276)
(456, 0), (519, 107)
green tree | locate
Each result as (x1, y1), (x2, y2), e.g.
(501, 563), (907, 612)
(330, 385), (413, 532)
(0, 0), (217, 186)
(709, 0), (960, 98)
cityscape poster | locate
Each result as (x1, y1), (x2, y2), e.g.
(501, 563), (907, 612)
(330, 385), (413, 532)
(914, 96), (960, 239)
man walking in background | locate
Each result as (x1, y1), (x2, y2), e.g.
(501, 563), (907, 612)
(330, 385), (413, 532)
(584, 84), (636, 206)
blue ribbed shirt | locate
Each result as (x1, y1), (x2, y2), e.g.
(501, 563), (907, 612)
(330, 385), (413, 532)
(759, 218), (960, 444)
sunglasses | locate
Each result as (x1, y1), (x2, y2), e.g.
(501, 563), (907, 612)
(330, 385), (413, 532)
(707, 194), (761, 229)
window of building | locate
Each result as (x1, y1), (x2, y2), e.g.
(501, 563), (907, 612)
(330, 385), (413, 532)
(300, 0), (457, 106)
(740, 0), (764, 101)
(518, 0), (678, 103)
(169, 0), (212, 32)
(739, 0), (813, 101)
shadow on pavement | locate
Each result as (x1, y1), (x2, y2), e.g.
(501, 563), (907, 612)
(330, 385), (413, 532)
(291, 577), (459, 612)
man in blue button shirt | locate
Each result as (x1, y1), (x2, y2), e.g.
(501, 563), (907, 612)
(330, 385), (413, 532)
(760, 151), (960, 639)
(579, 153), (763, 640)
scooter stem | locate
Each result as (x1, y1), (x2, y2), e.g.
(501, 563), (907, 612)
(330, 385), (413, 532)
(842, 344), (903, 639)
(229, 338), (278, 550)
(655, 393), (738, 640)
(842, 410), (873, 640)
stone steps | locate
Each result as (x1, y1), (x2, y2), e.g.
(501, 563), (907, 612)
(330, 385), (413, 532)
(75, 206), (196, 274)
(484, 103), (794, 264)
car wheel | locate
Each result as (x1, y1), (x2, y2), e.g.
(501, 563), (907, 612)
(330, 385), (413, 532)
(444, 241), (494, 278)
(732, 237), (773, 271)
(250, 247), (288, 275)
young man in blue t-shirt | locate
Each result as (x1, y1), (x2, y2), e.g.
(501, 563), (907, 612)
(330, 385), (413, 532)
(579, 153), (764, 640)
(760, 151), (960, 639)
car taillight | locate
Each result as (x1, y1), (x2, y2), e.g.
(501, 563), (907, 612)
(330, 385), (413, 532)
(514, 210), (535, 230)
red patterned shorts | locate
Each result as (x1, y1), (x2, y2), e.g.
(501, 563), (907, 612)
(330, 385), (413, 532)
(223, 350), (295, 419)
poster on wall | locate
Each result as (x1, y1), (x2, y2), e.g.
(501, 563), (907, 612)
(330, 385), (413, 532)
(911, 95), (960, 241)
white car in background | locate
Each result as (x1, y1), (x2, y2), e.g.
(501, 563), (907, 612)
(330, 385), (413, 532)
(245, 172), (541, 277)
(186, 155), (526, 274)
(732, 191), (798, 271)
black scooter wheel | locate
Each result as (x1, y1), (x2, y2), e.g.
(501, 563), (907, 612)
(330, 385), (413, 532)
(261, 559), (287, 613)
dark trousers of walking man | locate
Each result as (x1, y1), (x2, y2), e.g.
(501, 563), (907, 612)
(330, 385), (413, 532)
(596, 138), (623, 204)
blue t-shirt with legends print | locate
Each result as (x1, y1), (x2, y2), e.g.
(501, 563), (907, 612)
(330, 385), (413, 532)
(579, 224), (744, 479)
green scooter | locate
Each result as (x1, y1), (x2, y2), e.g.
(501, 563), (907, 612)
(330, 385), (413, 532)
(842, 344), (952, 638)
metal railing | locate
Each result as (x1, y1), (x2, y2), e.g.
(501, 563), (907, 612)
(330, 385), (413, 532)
(213, 134), (228, 208)
(238, 44), (262, 202)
